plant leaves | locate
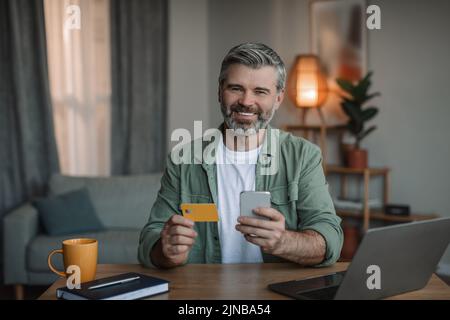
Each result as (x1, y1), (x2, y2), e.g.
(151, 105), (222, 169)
(343, 97), (354, 105)
(360, 92), (381, 104)
(342, 101), (363, 123)
(353, 73), (372, 102)
(338, 72), (379, 141)
(358, 125), (377, 141)
(357, 71), (373, 94)
(362, 107), (378, 121)
(336, 78), (355, 94)
(348, 120), (363, 135)
(360, 71), (373, 85)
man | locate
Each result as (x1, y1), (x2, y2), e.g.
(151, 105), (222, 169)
(138, 43), (343, 268)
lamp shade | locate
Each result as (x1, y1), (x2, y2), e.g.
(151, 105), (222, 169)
(287, 55), (328, 108)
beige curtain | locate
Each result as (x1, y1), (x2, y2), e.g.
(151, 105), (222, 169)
(44, 0), (111, 176)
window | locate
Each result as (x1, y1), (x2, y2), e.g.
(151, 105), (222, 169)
(44, 0), (111, 175)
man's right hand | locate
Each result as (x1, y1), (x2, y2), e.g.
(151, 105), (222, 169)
(150, 214), (198, 268)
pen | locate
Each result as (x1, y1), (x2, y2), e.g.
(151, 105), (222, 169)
(88, 276), (140, 290)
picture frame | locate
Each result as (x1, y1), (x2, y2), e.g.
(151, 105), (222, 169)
(310, 0), (367, 85)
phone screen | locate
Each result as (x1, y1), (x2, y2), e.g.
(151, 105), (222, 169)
(240, 191), (271, 220)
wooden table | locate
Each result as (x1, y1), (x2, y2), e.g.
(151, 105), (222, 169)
(39, 263), (450, 300)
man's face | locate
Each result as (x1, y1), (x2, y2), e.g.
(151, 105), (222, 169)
(219, 64), (284, 136)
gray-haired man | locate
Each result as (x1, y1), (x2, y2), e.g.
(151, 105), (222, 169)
(138, 43), (343, 268)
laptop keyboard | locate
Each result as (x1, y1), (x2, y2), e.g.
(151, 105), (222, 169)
(296, 286), (340, 300)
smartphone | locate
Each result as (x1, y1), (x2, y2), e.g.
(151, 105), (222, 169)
(240, 191), (271, 221)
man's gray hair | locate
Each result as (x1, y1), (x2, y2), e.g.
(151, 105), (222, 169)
(219, 43), (286, 92)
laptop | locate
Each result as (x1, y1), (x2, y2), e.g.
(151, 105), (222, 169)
(268, 217), (450, 300)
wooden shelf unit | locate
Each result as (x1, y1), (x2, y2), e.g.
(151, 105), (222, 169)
(326, 165), (391, 231)
(284, 125), (440, 232)
(284, 124), (347, 175)
(326, 165), (390, 176)
(337, 210), (439, 223)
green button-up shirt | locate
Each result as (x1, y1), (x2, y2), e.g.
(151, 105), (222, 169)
(138, 125), (343, 268)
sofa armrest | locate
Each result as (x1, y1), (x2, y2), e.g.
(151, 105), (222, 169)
(3, 203), (40, 284)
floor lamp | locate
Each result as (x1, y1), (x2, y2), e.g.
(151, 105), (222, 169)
(287, 54), (329, 170)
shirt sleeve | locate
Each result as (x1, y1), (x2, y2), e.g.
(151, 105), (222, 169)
(138, 154), (181, 268)
(297, 143), (344, 267)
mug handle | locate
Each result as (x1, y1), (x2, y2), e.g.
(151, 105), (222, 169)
(47, 249), (66, 277)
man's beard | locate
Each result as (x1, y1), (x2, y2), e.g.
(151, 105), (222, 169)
(220, 102), (276, 137)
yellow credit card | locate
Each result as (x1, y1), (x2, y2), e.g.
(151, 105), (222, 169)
(180, 203), (219, 222)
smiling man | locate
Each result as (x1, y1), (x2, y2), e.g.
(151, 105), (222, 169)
(138, 43), (343, 268)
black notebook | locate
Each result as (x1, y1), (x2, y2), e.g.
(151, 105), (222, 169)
(56, 272), (169, 300)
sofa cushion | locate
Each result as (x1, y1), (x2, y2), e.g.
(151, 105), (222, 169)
(33, 188), (105, 236)
(28, 229), (140, 272)
(48, 173), (163, 229)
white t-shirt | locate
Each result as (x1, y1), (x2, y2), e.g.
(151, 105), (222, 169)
(216, 138), (264, 264)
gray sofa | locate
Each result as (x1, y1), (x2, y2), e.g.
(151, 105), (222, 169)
(3, 173), (163, 298)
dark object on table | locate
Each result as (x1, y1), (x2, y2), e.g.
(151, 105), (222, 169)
(385, 204), (410, 216)
(56, 272), (169, 300)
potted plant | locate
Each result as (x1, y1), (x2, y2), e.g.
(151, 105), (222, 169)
(336, 71), (380, 169)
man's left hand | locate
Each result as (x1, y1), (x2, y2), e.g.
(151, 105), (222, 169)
(235, 207), (286, 255)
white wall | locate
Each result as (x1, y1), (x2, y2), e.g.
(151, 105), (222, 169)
(208, 0), (311, 129)
(168, 0), (209, 150)
(367, 0), (450, 271)
(368, 0), (450, 213)
(170, 0), (450, 269)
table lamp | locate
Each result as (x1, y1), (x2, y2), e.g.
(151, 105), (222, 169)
(287, 54), (329, 167)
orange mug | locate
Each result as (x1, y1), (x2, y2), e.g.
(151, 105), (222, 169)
(47, 238), (98, 283)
